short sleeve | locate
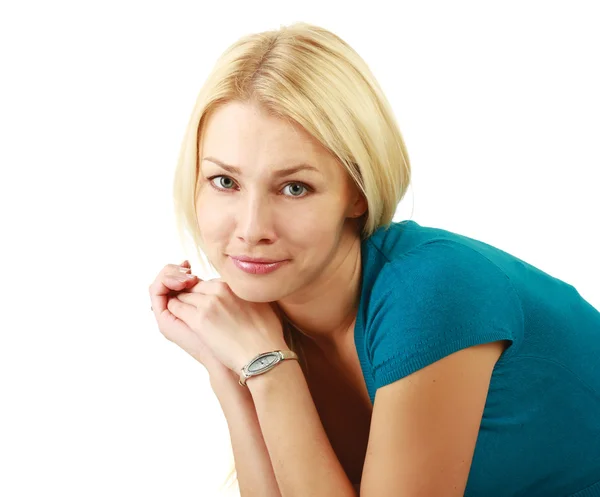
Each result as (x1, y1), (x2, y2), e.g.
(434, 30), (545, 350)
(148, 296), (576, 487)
(364, 239), (524, 390)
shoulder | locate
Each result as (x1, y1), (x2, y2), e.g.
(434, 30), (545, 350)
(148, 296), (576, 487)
(368, 237), (521, 311)
(360, 237), (524, 388)
(363, 220), (517, 296)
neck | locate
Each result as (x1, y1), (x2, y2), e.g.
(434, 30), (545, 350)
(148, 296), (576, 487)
(276, 227), (363, 351)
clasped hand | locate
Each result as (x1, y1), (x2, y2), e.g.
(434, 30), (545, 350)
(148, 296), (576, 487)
(149, 261), (288, 377)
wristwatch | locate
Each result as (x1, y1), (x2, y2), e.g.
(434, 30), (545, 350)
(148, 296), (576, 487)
(239, 350), (299, 386)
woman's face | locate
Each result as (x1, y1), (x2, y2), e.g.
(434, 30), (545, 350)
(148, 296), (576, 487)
(195, 100), (365, 302)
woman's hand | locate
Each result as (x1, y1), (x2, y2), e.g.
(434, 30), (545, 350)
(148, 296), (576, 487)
(148, 261), (239, 386)
(168, 278), (288, 374)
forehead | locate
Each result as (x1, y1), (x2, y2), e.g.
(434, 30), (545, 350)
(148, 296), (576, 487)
(200, 101), (342, 178)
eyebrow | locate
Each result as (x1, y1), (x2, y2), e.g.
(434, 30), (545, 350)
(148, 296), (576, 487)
(202, 156), (320, 178)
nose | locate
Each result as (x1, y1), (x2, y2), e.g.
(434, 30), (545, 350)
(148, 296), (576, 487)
(235, 192), (276, 246)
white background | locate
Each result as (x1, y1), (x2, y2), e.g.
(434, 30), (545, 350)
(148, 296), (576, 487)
(1, 1), (598, 496)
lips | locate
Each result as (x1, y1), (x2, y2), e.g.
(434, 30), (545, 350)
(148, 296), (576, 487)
(231, 256), (285, 264)
(229, 256), (289, 275)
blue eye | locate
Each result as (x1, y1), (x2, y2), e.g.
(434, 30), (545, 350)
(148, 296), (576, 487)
(210, 176), (236, 190)
(283, 183), (309, 197)
(207, 175), (312, 198)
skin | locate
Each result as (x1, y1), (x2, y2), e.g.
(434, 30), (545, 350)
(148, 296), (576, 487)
(194, 99), (367, 351)
(150, 99), (508, 495)
(149, 261), (235, 381)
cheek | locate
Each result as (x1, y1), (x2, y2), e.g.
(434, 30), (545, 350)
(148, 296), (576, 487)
(195, 195), (231, 242)
(279, 205), (344, 248)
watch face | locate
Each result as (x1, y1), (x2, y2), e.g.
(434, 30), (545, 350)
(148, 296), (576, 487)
(248, 353), (278, 373)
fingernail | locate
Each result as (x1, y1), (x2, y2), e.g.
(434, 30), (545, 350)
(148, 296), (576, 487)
(185, 273), (196, 279)
(178, 267), (190, 273)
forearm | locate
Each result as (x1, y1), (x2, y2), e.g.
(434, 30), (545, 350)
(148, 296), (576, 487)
(246, 360), (357, 497)
(213, 382), (282, 497)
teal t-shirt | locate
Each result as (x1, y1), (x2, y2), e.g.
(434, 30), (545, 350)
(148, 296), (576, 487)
(354, 220), (600, 497)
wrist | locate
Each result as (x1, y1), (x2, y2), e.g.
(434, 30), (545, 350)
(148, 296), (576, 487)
(246, 357), (302, 394)
(209, 369), (238, 391)
(210, 373), (251, 401)
(238, 345), (296, 385)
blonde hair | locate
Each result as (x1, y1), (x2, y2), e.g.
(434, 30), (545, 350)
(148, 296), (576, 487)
(170, 21), (411, 492)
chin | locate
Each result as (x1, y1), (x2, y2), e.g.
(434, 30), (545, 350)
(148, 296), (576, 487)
(225, 278), (287, 303)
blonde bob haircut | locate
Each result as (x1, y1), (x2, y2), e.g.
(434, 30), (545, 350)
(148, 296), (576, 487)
(173, 21), (411, 271)
(170, 21), (411, 490)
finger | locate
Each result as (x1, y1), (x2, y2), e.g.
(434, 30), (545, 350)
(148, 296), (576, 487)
(175, 292), (199, 305)
(161, 263), (201, 291)
(166, 264), (202, 297)
(167, 296), (198, 325)
(185, 278), (230, 296)
(156, 298), (201, 349)
(153, 263), (196, 292)
(149, 264), (201, 318)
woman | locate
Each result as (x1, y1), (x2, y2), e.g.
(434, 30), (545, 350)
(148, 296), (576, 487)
(148, 22), (600, 496)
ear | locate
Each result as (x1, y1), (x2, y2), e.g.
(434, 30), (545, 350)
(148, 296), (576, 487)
(348, 192), (368, 218)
